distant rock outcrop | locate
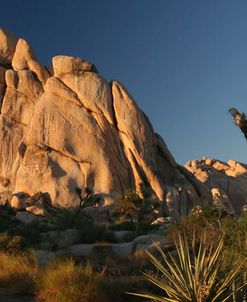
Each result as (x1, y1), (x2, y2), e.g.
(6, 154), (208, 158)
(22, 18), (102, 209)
(185, 157), (247, 213)
(1, 28), (244, 216)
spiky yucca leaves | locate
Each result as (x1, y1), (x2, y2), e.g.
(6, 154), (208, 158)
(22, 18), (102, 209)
(129, 232), (246, 302)
(229, 107), (247, 140)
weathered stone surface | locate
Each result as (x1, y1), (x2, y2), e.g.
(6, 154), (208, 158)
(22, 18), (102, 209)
(0, 66), (6, 108)
(10, 195), (27, 210)
(211, 187), (234, 214)
(132, 234), (174, 256)
(26, 205), (46, 216)
(52, 55), (97, 77)
(0, 28), (17, 66)
(111, 242), (133, 258)
(12, 38), (50, 83)
(113, 230), (133, 242)
(186, 157), (247, 213)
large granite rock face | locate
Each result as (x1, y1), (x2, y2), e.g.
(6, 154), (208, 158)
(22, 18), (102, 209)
(185, 157), (247, 213)
(0, 29), (211, 212)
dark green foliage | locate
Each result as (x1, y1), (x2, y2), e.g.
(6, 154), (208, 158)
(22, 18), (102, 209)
(52, 207), (94, 231)
(0, 204), (16, 232)
(109, 221), (136, 231)
(0, 219), (50, 253)
(113, 190), (143, 224)
(223, 213), (247, 267)
(135, 222), (160, 236)
(170, 204), (247, 296)
(112, 187), (155, 226)
(0, 233), (24, 254)
(52, 208), (113, 243)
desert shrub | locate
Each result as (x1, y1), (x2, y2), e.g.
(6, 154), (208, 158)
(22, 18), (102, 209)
(110, 221), (136, 231)
(16, 220), (44, 247)
(0, 233), (25, 254)
(135, 222), (160, 236)
(170, 205), (247, 267)
(0, 204), (16, 232)
(3, 219), (49, 250)
(113, 190), (143, 224)
(52, 208), (113, 243)
(52, 208), (93, 230)
(169, 205), (230, 247)
(223, 214), (247, 257)
(79, 223), (109, 243)
(129, 231), (246, 301)
(0, 251), (38, 294)
(112, 187), (156, 228)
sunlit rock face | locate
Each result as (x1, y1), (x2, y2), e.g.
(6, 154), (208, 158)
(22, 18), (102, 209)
(0, 28), (208, 211)
(185, 157), (247, 213)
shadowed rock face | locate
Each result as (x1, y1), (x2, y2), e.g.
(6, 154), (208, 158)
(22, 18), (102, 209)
(0, 29), (209, 211)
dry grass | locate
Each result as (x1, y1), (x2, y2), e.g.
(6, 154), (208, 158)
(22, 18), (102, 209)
(0, 251), (38, 294)
(36, 258), (109, 302)
(0, 249), (144, 302)
(36, 257), (143, 302)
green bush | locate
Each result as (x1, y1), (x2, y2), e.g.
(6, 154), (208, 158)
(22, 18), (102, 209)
(52, 208), (111, 243)
(52, 208), (93, 231)
(113, 190), (143, 224)
(0, 204), (16, 232)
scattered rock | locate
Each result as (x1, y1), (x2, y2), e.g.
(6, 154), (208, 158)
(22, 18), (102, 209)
(26, 205), (46, 216)
(10, 195), (27, 210)
(186, 157), (247, 213)
(57, 229), (81, 248)
(111, 242), (133, 258)
(211, 188), (235, 214)
(151, 217), (167, 225)
(113, 230), (133, 242)
(15, 211), (36, 224)
(133, 234), (174, 255)
(67, 244), (94, 257)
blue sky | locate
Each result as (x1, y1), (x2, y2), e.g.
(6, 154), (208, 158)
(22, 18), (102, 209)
(1, 0), (247, 164)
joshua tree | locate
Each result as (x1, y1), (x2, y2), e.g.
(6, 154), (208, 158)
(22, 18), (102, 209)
(229, 107), (247, 140)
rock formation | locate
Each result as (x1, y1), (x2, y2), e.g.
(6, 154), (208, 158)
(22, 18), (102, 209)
(0, 28), (212, 213)
(185, 157), (247, 213)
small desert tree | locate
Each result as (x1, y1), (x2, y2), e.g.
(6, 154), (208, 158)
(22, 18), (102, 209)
(229, 107), (247, 140)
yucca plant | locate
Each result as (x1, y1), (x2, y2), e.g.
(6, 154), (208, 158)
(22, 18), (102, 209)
(129, 231), (246, 301)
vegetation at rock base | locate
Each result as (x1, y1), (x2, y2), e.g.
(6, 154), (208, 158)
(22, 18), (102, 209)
(112, 187), (162, 237)
(129, 231), (246, 301)
(0, 251), (38, 294)
(0, 199), (246, 301)
(36, 258), (144, 302)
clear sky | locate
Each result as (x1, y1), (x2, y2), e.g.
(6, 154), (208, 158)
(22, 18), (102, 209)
(1, 0), (247, 164)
